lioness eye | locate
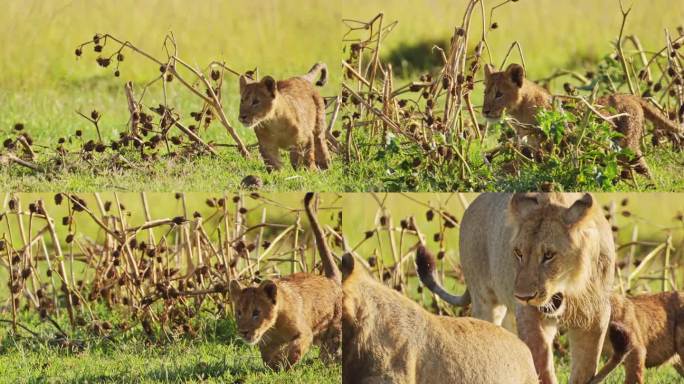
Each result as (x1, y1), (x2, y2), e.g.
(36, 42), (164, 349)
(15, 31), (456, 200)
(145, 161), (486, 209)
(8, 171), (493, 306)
(542, 251), (555, 263)
(252, 99), (259, 106)
(252, 309), (260, 318)
(495, 91), (503, 99)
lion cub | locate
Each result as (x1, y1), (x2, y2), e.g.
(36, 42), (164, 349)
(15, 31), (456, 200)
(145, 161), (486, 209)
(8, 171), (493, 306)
(483, 63), (683, 176)
(238, 63), (331, 171)
(589, 291), (684, 384)
(341, 250), (538, 384)
(229, 193), (341, 370)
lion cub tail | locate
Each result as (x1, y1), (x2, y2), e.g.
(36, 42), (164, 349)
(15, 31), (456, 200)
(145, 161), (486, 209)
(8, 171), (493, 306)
(302, 62), (328, 87)
(415, 245), (471, 306)
(638, 98), (683, 135)
(304, 192), (341, 283)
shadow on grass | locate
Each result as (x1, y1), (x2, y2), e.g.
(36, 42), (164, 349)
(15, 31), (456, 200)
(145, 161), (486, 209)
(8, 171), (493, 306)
(384, 38), (449, 78)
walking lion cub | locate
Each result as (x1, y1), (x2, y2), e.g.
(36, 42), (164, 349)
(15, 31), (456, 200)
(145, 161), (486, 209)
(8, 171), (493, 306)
(341, 250), (538, 384)
(238, 63), (331, 171)
(589, 291), (684, 384)
(229, 193), (341, 370)
(482, 63), (683, 176)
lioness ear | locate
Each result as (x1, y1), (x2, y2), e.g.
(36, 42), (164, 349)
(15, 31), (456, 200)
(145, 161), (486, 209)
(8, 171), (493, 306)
(262, 76), (277, 98)
(260, 280), (278, 304)
(484, 63), (496, 81)
(509, 193), (540, 220)
(563, 193), (594, 227)
(505, 63), (525, 88)
(341, 253), (355, 279)
(229, 280), (243, 300)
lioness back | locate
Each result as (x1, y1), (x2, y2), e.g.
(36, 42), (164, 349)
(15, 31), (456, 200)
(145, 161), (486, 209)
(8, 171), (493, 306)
(427, 316), (538, 384)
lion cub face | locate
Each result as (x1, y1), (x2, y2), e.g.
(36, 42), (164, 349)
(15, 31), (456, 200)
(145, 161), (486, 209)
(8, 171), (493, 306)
(507, 193), (597, 317)
(238, 75), (278, 127)
(482, 63), (525, 122)
(229, 280), (279, 345)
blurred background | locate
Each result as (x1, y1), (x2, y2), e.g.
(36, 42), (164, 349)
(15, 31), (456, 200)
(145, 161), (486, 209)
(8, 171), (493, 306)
(344, 193), (684, 294)
(344, 0), (684, 79)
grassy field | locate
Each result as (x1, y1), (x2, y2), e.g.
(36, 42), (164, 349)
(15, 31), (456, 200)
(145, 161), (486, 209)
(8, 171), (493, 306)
(0, 0), (346, 191)
(0, 309), (340, 384)
(2, 0), (683, 191)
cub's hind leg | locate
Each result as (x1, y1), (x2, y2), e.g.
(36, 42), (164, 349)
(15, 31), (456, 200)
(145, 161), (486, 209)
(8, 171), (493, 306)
(609, 99), (652, 178)
(313, 96), (331, 169)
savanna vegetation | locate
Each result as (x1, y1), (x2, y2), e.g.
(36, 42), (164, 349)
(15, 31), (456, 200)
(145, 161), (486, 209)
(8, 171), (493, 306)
(1, 0), (683, 192)
(343, 192), (684, 383)
(0, 192), (343, 383)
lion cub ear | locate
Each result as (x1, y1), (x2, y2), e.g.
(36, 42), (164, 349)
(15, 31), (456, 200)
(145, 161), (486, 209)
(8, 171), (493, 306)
(260, 280), (278, 304)
(483, 63), (496, 81)
(229, 280), (243, 301)
(505, 63), (525, 88)
(563, 193), (594, 227)
(509, 193), (540, 220)
(261, 76), (277, 98)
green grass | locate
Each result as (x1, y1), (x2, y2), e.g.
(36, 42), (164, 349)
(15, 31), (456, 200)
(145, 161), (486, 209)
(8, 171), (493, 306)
(2, 0), (683, 191)
(0, 0), (346, 192)
(0, 309), (340, 384)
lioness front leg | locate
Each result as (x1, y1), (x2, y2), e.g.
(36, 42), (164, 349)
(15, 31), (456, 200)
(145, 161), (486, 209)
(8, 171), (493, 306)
(516, 305), (558, 384)
(567, 323), (609, 384)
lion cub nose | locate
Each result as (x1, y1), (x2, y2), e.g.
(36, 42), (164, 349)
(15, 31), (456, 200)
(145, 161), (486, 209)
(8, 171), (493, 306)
(514, 292), (537, 302)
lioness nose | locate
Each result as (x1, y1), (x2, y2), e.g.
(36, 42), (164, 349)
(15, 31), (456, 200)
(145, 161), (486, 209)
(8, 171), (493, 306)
(514, 292), (537, 302)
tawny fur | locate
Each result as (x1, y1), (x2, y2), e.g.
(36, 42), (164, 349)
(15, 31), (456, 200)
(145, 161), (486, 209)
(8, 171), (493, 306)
(238, 62), (330, 171)
(341, 253), (538, 384)
(228, 193), (341, 370)
(483, 64), (683, 177)
(589, 291), (684, 384)
(416, 193), (616, 384)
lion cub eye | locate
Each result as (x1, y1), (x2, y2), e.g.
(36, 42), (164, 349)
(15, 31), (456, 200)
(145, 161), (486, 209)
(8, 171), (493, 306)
(252, 309), (260, 319)
(513, 248), (523, 262)
(251, 99), (260, 106)
(495, 90), (503, 99)
(542, 251), (556, 263)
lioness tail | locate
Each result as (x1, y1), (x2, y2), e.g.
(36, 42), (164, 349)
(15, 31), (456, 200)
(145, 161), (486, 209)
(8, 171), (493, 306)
(302, 62), (328, 87)
(415, 245), (471, 306)
(304, 192), (341, 283)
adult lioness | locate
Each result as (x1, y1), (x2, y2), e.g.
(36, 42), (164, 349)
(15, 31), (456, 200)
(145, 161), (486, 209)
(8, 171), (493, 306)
(483, 64), (683, 176)
(238, 62), (331, 171)
(416, 193), (615, 384)
(341, 252), (538, 384)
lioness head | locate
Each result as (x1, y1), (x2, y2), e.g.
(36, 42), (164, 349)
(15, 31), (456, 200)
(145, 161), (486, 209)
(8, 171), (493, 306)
(507, 193), (599, 318)
(238, 75), (278, 127)
(229, 279), (279, 344)
(482, 63), (525, 122)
